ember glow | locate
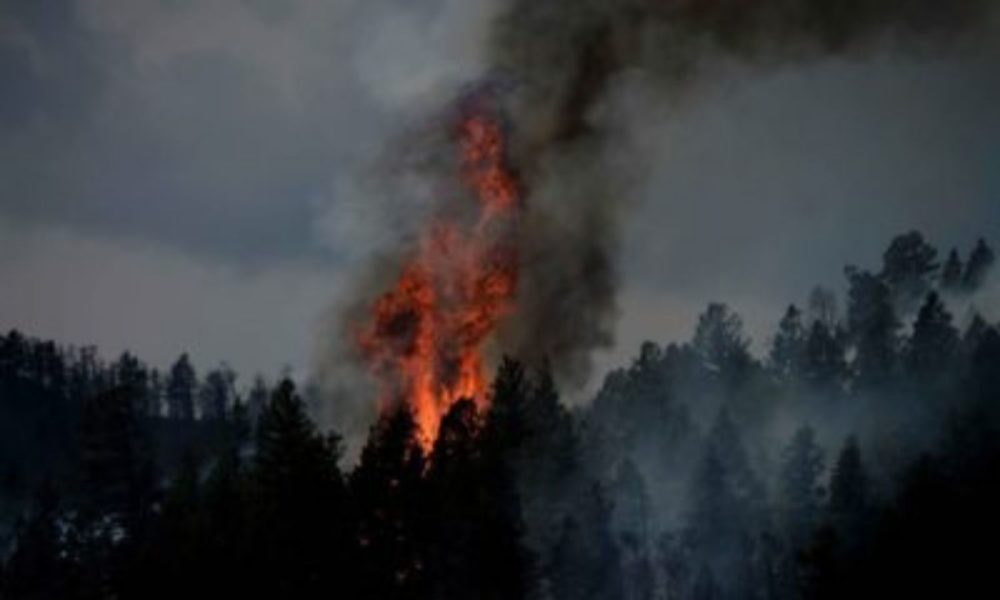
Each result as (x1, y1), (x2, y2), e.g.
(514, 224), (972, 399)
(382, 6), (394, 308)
(357, 106), (521, 450)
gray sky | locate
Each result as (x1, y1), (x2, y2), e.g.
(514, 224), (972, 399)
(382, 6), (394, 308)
(2, 0), (998, 391)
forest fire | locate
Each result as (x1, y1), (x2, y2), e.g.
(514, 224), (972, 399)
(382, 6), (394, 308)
(357, 105), (521, 450)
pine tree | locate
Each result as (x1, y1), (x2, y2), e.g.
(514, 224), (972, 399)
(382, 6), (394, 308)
(778, 426), (825, 548)
(610, 459), (650, 545)
(526, 360), (577, 471)
(962, 238), (995, 292)
(845, 267), (900, 388)
(692, 303), (753, 383)
(880, 231), (939, 313)
(166, 354), (197, 421)
(2, 482), (76, 599)
(0, 329), (29, 380)
(807, 287), (838, 330)
(706, 409), (765, 515)
(485, 356), (530, 453)
(146, 370), (163, 418)
(245, 375), (269, 430)
(686, 409), (765, 597)
(252, 379), (350, 597)
(351, 406), (431, 599)
(79, 386), (155, 525)
(141, 451), (204, 600)
(940, 248), (963, 291)
(548, 486), (625, 600)
(802, 321), (847, 391)
(588, 341), (694, 488)
(770, 305), (807, 382)
(827, 436), (868, 544)
(905, 292), (958, 378)
(688, 447), (731, 552)
(427, 399), (533, 600)
(196, 444), (250, 598)
(113, 352), (149, 418)
(961, 313), (990, 358)
(198, 364), (236, 421)
(519, 360), (582, 551)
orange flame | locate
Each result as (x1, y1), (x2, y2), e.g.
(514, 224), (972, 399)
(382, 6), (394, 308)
(357, 107), (520, 451)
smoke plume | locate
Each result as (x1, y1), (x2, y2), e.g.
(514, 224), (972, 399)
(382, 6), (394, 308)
(321, 0), (996, 442)
(486, 0), (994, 384)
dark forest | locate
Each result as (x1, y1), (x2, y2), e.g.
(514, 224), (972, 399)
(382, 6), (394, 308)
(1, 231), (997, 599)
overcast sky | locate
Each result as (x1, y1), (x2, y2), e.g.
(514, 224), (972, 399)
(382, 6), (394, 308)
(2, 0), (998, 395)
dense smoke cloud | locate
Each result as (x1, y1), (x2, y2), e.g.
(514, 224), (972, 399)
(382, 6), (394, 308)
(2, 4), (999, 596)
(319, 0), (999, 450)
(485, 0), (996, 385)
(492, 0), (993, 144)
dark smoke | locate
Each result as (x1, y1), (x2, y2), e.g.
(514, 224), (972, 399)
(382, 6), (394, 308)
(487, 0), (995, 387)
(323, 0), (996, 431)
(492, 0), (993, 146)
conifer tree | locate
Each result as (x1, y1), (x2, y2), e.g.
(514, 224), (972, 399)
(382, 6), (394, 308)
(252, 379), (349, 597)
(828, 436), (868, 546)
(351, 406), (430, 599)
(905, 292), (958, 379)
(778, 426), (825, 548)
(166, 354), (197, 421)
(845, 268), (900, 387)
(770, 305), (807, 382)
(962, 238), (995, 291)
(940, 248), (963, 291)
(880, 231), (939, 312)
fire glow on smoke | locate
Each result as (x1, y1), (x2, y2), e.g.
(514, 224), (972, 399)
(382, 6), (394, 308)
(357, 104), (521, 450)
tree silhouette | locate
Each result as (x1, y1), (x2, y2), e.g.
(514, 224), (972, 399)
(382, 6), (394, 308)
(778, 426), (825, 549)
(802, 320), (847, 392)
(845, 267), (900, 388)
(692, 303), (753, 384)
(548, 486), (624, 600)
(428, 399), (532, 600)
(905, 292), (958, 381)
(2, 230), (1000, 600)
(880, 231), (939, 313)
(940, 248), (963, 291)
(198, 364), (236, 421)
(686, 409), (766, 597)
(962, 238), (995, 292)
(826, 435), (870, 568)
(78, 386), (156, 526)
(770, 305), (807, 382)
(251, 378), (350, 597)
(165, 354), (197, 421)
(2, 483), (77, 599)
(351, 406), (430, 599)
(113, 353), (150, 419)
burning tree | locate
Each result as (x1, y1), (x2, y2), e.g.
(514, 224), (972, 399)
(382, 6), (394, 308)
(356, 101), (522, 450)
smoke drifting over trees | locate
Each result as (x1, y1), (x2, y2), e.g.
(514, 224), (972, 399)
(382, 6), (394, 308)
(3, 230), (999, 598)
(480, 0), (997, 385)
(3, 1), (1000, 599)
(329, 0), (998, 404)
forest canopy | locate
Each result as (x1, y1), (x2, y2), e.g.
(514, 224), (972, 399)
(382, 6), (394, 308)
(0, 231), (998, 599)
